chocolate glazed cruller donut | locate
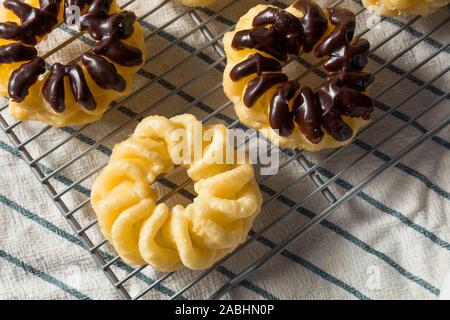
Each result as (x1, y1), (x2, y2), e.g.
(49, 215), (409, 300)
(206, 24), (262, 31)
(91, 115), (262, 271)
(0, 0), (146, 127)
(223, 0), (375, 151)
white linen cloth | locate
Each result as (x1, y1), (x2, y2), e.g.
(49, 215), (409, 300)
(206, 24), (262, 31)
(0, 0), (449, 300)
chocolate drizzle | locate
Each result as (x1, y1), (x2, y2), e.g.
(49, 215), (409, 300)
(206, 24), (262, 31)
(80, 8), (136, 40)
(0, 0), (143, 112)
(244, 73), (288, 108)
(232, 27), (288, 61)
(314, 8), (370, 72)
(253, 8), (304, 56)
(0, 0), (60, 45)
(230, 0), (374, 144)
(0, 43), (37, 64)
(293, 0), (328, 53)
(8, 57), (46, 102)
(93, 36), (143, 66)
(82, 52), (126, 91)
(293, 87), (324, 143)
(269, 81), (298, 137)
(43, 63), (96, 112)
(230, 54), (282, 81)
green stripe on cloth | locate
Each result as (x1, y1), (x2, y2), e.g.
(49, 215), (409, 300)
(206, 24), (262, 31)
(248, 231), (371, 300)
(295, 155), (450, 252)
(0, 249), (91, 300)
(353, 139), (450, 201)
(0, 192), (179, 298)
(0, 191), (278, 299)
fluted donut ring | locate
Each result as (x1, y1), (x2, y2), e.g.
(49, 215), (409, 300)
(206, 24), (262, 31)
(0, 0), (146, 127)
(223, 0), (375, 151)
(91, 114), (262, 271)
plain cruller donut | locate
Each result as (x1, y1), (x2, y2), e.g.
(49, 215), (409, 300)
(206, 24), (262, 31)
(223, 0), (375, 151)
(91, 114), (262, 271)
(0, 0), (146, 127)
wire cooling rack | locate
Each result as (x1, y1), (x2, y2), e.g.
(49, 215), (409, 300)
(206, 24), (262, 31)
(0, 0), (449, 299)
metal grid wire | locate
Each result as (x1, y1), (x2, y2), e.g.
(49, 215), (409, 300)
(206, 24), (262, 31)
(0, 0), (449, 299)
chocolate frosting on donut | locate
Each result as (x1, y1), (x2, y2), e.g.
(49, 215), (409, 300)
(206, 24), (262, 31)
(8, 57), (46, 102)
(82, 52), (126, 91)
(244, 73), (288, 108)
(0, 0), (60, 45)
(0, 43), (37, 63)
(230, 54), (282, 81)
(269, 81), (299, 137)
(80, 9), (136, 40)
(253, 8), (304, 55)
(293, 87), (324, 144)
(293, 0), (328, 53)
(0, 0), (143, 112)
(315, 73), (372, 141)
(93, 35), (143, 66)
(230, 0), (374, 143)
(232, 27), (288, 62)
(315, 8), (370, 72)
(43, 63), (96, 112)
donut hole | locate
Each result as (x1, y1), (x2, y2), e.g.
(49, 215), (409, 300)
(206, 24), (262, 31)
(282, 50), (325, 89)
(154, 165), (196, 209)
